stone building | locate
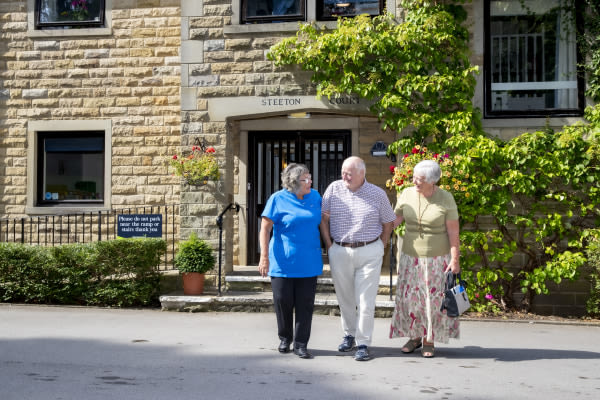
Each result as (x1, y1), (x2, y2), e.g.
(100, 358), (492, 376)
(0, 1), (590, 314)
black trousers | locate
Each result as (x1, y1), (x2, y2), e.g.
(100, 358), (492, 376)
(270, 276), (318, 348)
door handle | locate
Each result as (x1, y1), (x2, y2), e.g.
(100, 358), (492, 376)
(247, 182), (252, 191)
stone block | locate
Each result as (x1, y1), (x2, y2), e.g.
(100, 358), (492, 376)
(189, 16), (223, 29)
(253, 61), (273, 73)
(32, 99), (59, 108)
(189, 28), (209, 40)
(204, 40), (225, 51)
(211, 62), (253, 74)
(113, 185), (137, 194)
(234, 50), (264, 62)
(237, 86), (254, 96)
(189, 75), (219, 87)
(145, 195), (166, 204)
(116, 98), (141, 107)
(84, 49), (110, 59)
(21, 89), (47, 98)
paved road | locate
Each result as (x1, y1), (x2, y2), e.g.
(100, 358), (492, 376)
(1, 305), (599, 400)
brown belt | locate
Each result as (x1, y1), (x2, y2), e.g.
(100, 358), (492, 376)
(334, 238), (379, 248)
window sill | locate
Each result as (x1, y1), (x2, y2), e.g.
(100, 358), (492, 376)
(27, 27), (112, 38)
(224, 21), (337, 35)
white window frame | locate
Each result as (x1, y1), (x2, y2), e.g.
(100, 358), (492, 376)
(27, 120), (112, 214)
(227, 0), (395, 34)
(27, 0), (112, 38)
(485, 0), (582, 117)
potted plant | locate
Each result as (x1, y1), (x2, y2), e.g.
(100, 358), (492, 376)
(169, 145), (220, 185)
(174, 233), (216, 295)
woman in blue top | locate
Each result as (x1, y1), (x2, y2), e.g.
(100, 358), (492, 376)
(259, 163), (323, 359)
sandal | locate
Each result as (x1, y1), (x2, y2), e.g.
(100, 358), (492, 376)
(421, 341), (435, 358)
(401, 338), (422, 354)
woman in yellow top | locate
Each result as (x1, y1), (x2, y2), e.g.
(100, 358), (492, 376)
(389, 159), (461, 358)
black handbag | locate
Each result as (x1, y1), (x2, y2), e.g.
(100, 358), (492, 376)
(441, 272), (470, 317)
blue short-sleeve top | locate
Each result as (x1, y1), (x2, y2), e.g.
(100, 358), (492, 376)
(261, 188), (323, 278)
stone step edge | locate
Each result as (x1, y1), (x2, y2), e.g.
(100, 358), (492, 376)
(226, 275), (397, 287)
(159, 293), (395, 310)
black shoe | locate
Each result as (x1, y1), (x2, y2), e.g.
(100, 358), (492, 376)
(293, 346), (313, 359)
(278, 340), (291, 353)
(354, 345), (370, 361)
(338, 335), (356, 352)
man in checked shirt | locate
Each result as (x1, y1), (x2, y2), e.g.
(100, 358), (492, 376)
(320, 156), (396, 361)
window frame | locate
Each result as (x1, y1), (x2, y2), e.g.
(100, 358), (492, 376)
(27, 120), (112, 214)
(238, 0), (386, 24)
(34, 0), (105, 29)
(483, 0), (585, 119)
(316, 0), (385, 22)
(241, 0), (306, 24)
(36, 131), (106, 206)
(27, 0), (112, 38)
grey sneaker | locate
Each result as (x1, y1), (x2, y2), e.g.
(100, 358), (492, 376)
(354, 345), (370, 361)
(338, 335), (356, 352)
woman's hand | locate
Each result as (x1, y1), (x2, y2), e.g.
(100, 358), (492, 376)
(258, 258), (269, 277)
(446, 258), (460, 274)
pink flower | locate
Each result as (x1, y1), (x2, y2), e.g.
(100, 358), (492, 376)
(485, 294), (494, 300)
(172, 154), (178, 160)
(389, 165), (396, 174)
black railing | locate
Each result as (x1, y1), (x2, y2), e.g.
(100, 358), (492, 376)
(0, 204), (180, 270)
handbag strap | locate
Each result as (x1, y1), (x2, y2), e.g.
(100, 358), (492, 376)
(445, 272), (466, 289)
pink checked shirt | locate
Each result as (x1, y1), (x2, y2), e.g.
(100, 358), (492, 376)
(322, 179), (396, 243)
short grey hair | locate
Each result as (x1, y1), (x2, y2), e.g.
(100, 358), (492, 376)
(342, 156), (366, 174)
(281, 163), (310, 193)
(413, 160), (441, 184)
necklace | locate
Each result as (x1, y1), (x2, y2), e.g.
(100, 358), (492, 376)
(417, 194), (430, 238)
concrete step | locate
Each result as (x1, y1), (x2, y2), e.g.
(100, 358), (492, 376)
(159, 291), (396, 317)
(160, 265), (398, 317)
(226, 265), (397, 295)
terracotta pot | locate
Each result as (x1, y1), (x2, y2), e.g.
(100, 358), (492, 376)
(182, 272), (205, 295)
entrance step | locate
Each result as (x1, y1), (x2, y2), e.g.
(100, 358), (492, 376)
(159, 265), (398, 317)
(226, 265), (397, 296)
(159, 291), (396, 317)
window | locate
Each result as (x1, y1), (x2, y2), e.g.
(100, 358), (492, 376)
(485, 0), (583, 117)
(27, 120), (111, 213)
(35, 0), (105, 29)
(37, 132), (105, 205)
(317, 0), (383, 21)
(240, 0), (384, 24)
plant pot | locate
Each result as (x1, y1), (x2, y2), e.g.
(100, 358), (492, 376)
(182, 272), (205, 295)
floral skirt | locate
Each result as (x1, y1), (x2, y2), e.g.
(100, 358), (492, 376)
(389, 252), (459, 343)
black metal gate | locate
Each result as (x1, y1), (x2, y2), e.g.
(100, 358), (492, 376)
(247, 130), (351, 265)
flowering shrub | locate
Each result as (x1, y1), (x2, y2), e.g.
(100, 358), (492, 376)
(61, 0), (90, 21)
(170, 145), (219, 185)
(386, 144), (470, 200)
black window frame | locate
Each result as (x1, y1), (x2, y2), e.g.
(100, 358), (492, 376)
(35, 0), (106, 29)
(484, 0), (585, 119)
(241, 0), (306, 24)
(316, 0), (384, 21)
(36, 131), (106, 207)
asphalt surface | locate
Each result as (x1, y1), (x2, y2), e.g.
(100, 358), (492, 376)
(1, 304), (599, 400)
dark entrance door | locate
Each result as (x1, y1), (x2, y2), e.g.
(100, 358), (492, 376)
(247, 130), (351, 265)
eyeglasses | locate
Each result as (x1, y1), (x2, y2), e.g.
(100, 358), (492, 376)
(299, 176), (312, 183)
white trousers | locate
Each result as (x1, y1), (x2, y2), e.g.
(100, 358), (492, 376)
(328, 239), (384, 347)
